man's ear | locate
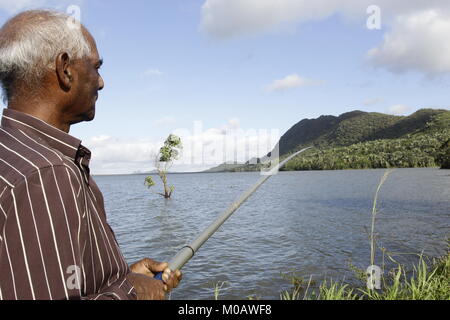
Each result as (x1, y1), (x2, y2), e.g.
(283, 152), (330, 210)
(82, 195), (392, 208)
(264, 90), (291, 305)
(55, 52), (72, 91)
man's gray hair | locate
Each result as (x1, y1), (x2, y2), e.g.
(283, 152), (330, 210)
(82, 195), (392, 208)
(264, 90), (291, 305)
(0, 10), (92, 102)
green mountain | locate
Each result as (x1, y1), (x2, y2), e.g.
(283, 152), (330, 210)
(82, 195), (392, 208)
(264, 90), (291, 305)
(207, 108), (450, 172)
(277, 108), (448, 155)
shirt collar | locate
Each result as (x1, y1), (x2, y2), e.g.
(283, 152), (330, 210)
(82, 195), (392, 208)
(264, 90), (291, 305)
(1, 108), (90, 164)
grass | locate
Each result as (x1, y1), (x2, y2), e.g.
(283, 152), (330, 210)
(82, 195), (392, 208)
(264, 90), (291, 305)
(279, 243), (450, 301)
(212, 281), (228, 301)
(358, 254), (450, 300)
(279, 169), (450, 300)
(308, 252), (449, 300)
(370, 170), (392, 267)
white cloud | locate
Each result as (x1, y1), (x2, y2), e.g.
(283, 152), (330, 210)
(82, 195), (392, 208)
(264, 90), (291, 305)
(90, 135), (111, 143)
(200, 0), (337, 38)
(200, 0), (450, 76)
(266, 74), (323, 92)
(200, 0), (450, 39)
(85, 120), (280, 174)
(84, 135), (161, 175)
(144, 69), (164, 77)
(387, 104), (412, 115)
(368, 9), (450, 75)
(174, 122), (279, 168)
(227, 118), (240, 130)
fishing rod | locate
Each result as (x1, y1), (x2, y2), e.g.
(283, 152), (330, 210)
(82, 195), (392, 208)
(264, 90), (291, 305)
(154, 147), (313, 281)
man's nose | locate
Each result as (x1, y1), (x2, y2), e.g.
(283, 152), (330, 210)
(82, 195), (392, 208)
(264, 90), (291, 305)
(98, 76), (105, 91)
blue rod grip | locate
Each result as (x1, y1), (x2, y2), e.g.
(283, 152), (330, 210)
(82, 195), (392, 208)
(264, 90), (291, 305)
(154, 272), (164, 281)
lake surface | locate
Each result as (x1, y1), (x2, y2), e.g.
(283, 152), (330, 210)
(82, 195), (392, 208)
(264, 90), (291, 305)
(95, 168), (450, 300)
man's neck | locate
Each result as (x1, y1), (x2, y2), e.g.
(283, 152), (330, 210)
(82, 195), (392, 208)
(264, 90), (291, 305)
(7, 101), (70, 133)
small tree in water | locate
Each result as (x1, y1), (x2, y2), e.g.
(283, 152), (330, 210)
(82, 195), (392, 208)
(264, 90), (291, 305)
(145, 134), (182, 199)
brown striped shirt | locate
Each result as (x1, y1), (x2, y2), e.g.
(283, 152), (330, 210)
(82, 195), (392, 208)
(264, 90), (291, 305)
(0, 108), (137, 300)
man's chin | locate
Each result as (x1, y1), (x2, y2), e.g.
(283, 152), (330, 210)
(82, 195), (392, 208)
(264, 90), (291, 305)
(89, 108), (96, 119)
(81, 107), (96, 122)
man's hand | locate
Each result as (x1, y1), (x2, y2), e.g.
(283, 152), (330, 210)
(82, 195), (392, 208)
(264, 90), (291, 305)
(128, 258), (182, 300)
(126, 273), (167, 300)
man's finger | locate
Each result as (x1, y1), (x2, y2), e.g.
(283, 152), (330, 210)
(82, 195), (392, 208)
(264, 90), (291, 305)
(144, 258), (168, 273)
(174, 270), (182, 288)
(162, 268), (172, 282)
(162, 269), (182, 290)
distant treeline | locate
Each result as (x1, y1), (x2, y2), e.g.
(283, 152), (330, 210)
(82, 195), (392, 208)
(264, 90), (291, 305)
(282, 131), (449, 171)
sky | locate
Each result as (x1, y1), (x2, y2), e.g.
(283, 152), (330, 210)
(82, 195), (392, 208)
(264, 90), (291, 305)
(0, 0), (449, 174)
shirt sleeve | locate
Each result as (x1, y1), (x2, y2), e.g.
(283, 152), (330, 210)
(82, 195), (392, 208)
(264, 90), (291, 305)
(81, 275), (137, 300)
(0, 165), (136, 300)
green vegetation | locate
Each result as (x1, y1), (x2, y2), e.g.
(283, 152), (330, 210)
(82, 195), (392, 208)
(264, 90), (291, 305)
(145, 134), (182, 199)
(282, 130), (449, 171)
(282, 110), (450, 171)
(279, 108), (449, 154)
(209, 109), (450, 172)
(437, 138), (450, 169)
(212, 281), (229, 301)
(279, 252), (450, 300)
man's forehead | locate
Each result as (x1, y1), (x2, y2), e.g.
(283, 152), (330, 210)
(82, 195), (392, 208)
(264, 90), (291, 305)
(84, 33), (102, 62)
(81, 26), (99, 52)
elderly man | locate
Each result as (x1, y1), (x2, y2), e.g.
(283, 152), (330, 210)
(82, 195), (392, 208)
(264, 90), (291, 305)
(0, 10), (181, 300)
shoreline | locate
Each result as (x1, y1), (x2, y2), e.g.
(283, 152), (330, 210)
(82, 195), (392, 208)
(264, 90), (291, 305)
(92, 166), (447, 177)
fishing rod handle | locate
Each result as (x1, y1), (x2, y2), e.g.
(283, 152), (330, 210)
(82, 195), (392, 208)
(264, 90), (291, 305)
(154, 272), (164, 281)
(154, 246), (194, 281)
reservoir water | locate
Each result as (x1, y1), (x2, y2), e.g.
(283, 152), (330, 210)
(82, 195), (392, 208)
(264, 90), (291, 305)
(95, 168), (450, 299)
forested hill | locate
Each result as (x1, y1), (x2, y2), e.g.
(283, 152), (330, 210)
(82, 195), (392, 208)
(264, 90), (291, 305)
(276, 108), (448, 156)
(206, 108), (450, 172)
(278, 108), (450, 171)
